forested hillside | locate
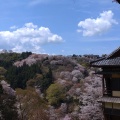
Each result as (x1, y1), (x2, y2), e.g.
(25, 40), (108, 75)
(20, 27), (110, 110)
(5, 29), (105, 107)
(0, 52), (103, 120)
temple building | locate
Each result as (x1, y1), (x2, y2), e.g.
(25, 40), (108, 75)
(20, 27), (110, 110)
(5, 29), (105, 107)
(90, 47), (120, 120)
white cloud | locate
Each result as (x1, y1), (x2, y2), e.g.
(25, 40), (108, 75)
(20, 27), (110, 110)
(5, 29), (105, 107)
(77, 10), (118, 36)
(0, 22), (63, 53)
(10, 25), (18, 30)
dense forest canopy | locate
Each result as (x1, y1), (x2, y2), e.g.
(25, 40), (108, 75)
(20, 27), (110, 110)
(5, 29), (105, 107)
(0, 51), (103, 119)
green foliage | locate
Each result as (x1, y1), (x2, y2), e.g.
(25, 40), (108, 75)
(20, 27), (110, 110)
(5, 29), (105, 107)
(0, 52), (32, 69)
(35, 67), (53, 92)
(81, 62), (89, 68)
(0, 67), (7, 75)
(26, 79), (36, 87)
(5, 63), (42, 89)
(72, 54), (77, 57)
(16, 88), (48, 120)
(0, 85), (18, 120)
(0, 75), (5, 81)
(46, 83), (66, 106)
(0, 67), (7, 81)
(20, 52), (32, 59)
(77, 58), (90, 68)
(0, 53), (20, 62)
(4, 57), (53, 91)
(0, 60), (12, 69)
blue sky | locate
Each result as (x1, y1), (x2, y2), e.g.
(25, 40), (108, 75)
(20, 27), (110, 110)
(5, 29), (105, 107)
(0, 0), (120, 55)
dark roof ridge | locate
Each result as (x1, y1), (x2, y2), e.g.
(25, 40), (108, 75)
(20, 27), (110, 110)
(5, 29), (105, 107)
(91, 56), (120, 67)
(107, 46), (120, 59)
(90, 57), (105, 64)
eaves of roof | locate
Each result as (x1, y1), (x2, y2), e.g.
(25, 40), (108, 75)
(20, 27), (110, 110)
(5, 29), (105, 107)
(98, 97), (120, 103)
(91, 57), (120, 67)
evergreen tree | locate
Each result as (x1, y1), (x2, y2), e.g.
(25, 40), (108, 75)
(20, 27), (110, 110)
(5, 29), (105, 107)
(0, 85), (18, 120)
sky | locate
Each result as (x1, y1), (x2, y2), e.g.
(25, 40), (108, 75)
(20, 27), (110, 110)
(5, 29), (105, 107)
(0, 0), (120, 55)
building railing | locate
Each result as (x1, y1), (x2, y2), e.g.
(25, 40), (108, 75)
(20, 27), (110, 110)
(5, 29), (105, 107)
(104, 108), (120, 116)
(103, 89), (112, 97)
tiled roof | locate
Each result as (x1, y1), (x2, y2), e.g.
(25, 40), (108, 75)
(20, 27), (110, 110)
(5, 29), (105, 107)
(90, 47), (120, 67)
(91, 57), (120, 67)
(98, 97), (120, 103)
(107, 47), (120, 59)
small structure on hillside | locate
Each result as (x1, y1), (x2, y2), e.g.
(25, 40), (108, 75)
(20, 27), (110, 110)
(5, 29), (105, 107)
(90, 47), (120, 120)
